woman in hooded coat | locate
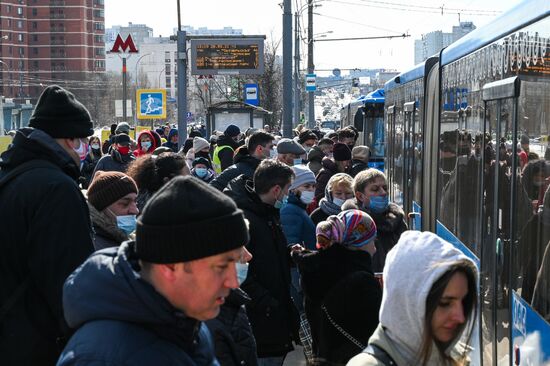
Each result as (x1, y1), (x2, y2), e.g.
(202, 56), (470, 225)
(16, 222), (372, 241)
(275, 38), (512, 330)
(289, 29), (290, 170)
(133, 130), (158, 157)
(348, 231), (478, 366)
(293, 210), (382, 365)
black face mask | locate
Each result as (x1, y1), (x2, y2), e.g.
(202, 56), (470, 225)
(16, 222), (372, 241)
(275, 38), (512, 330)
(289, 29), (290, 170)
(441, 156), (457, 172)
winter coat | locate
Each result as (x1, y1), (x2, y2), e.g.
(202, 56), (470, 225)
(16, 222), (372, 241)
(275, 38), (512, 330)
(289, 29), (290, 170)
(315, 157), (339, 202)
(347, 231), (477, 366)
(93, 149), (135, 175)
(87, 202), (129, 250)
(0, 128), (94, 365)
(293, 245), (381, 365)
(162, 129), (179, 152)
(308, 146), (326, 176)
(518, 212), (550, 302)
(342, 199), (407, 273)
(81, 149), (102, 188)
(224, 176), (299, 357)
(210, 149), (260, 191)
(350, 159), (368, 178)
(310, 207), (330, 226)
(133, 130), (158, 157)
(57, 242), (219, 366)
(216, 134), (240, 172)
(206, 289), (258, 366)
(192, 167), (216, 183)
(280, 193), (317, 250)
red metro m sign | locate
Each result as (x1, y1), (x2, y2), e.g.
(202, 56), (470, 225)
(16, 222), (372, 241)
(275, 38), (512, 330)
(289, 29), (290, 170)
(110, 34), (138, 53)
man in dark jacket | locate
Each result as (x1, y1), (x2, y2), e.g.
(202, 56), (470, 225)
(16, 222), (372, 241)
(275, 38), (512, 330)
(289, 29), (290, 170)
(307, 138), (334, 176)
(224, 160), (299, 365)
(210, 131), (274, 191)
(314, 143), (352, 203)
(350, 145), (370, 177)
(86, 171), (139, 250)
(93, 133), (135, 175)
(213, 124), (242, 174)
(58, 176), (251, 366)
(0, 85), (95, 365)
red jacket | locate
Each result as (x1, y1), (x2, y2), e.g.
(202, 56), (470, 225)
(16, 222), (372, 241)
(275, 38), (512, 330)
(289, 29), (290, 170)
(133, 130), (157, 157)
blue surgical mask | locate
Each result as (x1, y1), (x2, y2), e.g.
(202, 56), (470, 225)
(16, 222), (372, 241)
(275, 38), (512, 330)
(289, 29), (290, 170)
(270, 149), (278, 159)
(332, 197), (345, 207)
(274, 194), (288, 209)
(91, 143), (100, 150)
(293, 158), (303, 166)
(369, 195), (389, 213)
(116, 215), (137, 235)
(195, 168), (208, 178)
(300, 190), (315, 205)
(141, 141), (152, 150)
(236, 262), (249, 285)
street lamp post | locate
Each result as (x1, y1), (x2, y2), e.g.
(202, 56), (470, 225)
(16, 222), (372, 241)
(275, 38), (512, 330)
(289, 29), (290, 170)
(158, 67), (166, 89)
(307, 0), (315, 128)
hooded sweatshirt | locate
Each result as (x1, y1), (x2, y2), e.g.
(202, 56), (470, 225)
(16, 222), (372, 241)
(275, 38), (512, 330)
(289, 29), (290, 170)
(348, 231), (477, 366)
(58, 242), (218, 366)
(134, 130), (158, 157)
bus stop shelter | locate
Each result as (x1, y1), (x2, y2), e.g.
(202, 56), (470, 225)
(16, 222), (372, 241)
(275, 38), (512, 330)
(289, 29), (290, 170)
(206, 101), (272, 136)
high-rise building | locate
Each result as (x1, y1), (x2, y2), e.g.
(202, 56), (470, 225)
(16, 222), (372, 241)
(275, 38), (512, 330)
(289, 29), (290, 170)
(0, 0), (105, 102)
(414, 22), (476, 64)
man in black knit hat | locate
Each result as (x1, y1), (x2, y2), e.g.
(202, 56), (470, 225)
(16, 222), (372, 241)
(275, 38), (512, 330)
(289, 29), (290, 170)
(0, 85), (95, 365)
(58, 176), (251, 365)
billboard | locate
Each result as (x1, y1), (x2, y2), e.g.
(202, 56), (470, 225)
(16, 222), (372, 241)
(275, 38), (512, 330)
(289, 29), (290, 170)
(190, 38), (264, 75)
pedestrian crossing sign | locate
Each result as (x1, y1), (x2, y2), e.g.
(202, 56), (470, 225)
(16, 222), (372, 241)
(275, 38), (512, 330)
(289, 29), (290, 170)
(136, 89), (167, 120)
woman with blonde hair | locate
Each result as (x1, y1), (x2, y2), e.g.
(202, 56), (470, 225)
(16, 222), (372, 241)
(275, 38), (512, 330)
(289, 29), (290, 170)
(310, 173), (354, 225)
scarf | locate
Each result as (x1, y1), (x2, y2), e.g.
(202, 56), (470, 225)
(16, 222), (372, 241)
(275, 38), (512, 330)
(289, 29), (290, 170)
(319, 197), (342, 216)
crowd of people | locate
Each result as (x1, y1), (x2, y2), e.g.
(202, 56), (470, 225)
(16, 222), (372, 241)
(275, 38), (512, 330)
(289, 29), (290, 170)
(0, 85), (483, 366)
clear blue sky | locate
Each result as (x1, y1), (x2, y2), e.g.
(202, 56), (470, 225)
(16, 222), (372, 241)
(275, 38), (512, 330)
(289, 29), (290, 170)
(106, 0), (523, 75)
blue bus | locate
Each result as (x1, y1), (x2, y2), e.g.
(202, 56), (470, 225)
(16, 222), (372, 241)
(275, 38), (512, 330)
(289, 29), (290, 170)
(340, 89), (385, 170)
(385, 0), (550, 364)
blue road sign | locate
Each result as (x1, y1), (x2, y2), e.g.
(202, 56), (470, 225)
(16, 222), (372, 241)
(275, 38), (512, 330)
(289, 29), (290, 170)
(137, 89), (166, 119)
(244, 83), (259, 106)
(305, 74), (316, 92)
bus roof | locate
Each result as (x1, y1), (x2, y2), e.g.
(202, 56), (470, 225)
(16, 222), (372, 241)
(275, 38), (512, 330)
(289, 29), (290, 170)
(441, 0), (550, 66)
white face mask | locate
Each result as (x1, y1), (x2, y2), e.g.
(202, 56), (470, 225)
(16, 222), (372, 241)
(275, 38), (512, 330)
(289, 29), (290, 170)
(300, 190), (315, 205)
(235, 262), (249, 285)
(332, 197), (345, 207)
(293, 158), (303, 166)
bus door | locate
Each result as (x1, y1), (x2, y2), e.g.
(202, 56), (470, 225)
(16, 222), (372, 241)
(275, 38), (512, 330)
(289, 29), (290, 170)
(481, 76), (520, 366)
(365, 103), (385, 171)
(403, 101), (416, 227)
(386, 105), (398, 204)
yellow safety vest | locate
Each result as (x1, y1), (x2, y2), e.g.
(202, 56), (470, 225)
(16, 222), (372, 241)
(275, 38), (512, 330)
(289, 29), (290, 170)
(212, 145), (234, 174)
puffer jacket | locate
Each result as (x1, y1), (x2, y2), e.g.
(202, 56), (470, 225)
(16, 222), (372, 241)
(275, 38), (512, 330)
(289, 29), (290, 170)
(342, 199), (407, 273)
(206, 289), (258, 366)
(280, 193), (316, 250)
(58, 242), (219, 366)
(224, 176), (299, 357)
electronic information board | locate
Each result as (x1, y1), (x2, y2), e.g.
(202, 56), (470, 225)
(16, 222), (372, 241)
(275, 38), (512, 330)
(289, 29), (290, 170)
(190, 38), (264, 75)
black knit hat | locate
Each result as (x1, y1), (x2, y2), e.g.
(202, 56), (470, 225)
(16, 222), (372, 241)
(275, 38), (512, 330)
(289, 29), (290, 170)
(114, 133), (131, 145)
(333, 143), (352, 161)
(28, 85), (93, 138)
(136, 176), (249, 263)
(298, 130), (318, 144)
(87, 171), (138, 211)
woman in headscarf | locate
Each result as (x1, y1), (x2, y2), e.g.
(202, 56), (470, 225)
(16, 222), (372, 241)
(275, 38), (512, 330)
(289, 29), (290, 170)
(292, 210), (382, 365)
